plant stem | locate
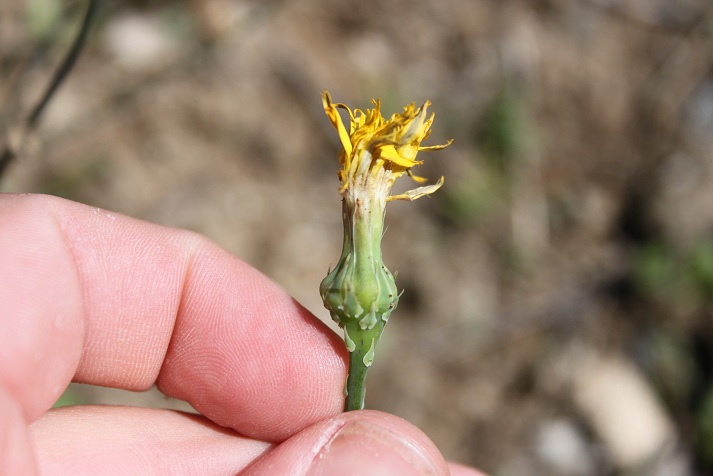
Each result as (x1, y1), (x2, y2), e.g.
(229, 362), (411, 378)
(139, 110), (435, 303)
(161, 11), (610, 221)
(345, 348), (369, 411)
(343, 320), (385, 411)
(0, 0), (98, 179)
(28, 0), (99, 129)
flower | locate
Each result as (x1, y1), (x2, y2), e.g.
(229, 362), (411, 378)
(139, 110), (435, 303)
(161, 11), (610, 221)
(321, 91), (452, 202)
(319, 91), (451, 411)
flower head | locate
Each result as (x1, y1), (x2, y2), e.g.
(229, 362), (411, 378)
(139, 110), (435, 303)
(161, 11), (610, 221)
(322, 91), (452, 202)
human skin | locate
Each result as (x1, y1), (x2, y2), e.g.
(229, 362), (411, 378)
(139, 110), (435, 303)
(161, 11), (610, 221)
(0, 193), (484, 475)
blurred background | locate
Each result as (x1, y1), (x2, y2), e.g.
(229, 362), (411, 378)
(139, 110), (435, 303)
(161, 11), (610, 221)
(2, 0), (713, 474)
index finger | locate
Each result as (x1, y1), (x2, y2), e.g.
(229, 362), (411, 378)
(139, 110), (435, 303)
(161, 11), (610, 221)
(0, 193), (347, 442)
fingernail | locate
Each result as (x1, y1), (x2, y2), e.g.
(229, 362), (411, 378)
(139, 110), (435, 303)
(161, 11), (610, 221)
(308, 420), (440, 476)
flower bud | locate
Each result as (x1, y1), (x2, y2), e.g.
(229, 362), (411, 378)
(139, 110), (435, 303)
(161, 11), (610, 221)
(320, 192), (398, 357)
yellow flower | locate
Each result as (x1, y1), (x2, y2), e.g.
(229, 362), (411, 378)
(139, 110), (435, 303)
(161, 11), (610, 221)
(322, 91), (452, 202)
(320, 91), (452, 411)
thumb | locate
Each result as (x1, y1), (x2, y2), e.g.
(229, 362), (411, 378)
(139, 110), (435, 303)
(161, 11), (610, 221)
(243, 410), (450, 476)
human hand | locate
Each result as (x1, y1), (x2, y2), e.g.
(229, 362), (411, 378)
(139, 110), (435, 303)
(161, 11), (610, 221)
(0, 194), (483, 475)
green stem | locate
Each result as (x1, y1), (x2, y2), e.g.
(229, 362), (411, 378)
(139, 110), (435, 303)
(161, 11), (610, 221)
(343, 320), (385, 411)
(345, 348), (368, 411)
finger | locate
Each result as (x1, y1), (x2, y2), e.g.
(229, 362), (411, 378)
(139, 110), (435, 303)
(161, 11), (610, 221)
(29, 405), (270, 475)
(0, 387), (37, 475)
(242, 410), (451, 476)
(0, 194), (85, 421)
(448, 461), (488, 476)
(0, 193), (346, 441)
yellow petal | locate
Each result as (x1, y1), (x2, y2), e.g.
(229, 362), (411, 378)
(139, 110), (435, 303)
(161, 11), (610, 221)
(400, 103), (430, 142)
(379, 144), (421, 168)
(406, 169), (428, 183)
(322, 91), (353, 158)
(419, 139), (454, 151)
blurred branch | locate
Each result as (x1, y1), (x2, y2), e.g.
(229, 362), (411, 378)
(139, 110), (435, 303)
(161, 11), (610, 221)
(0, 0), (98, 180)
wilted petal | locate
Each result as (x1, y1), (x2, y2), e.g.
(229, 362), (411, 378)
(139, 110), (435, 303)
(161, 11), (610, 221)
(388, 176), (445, 202)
